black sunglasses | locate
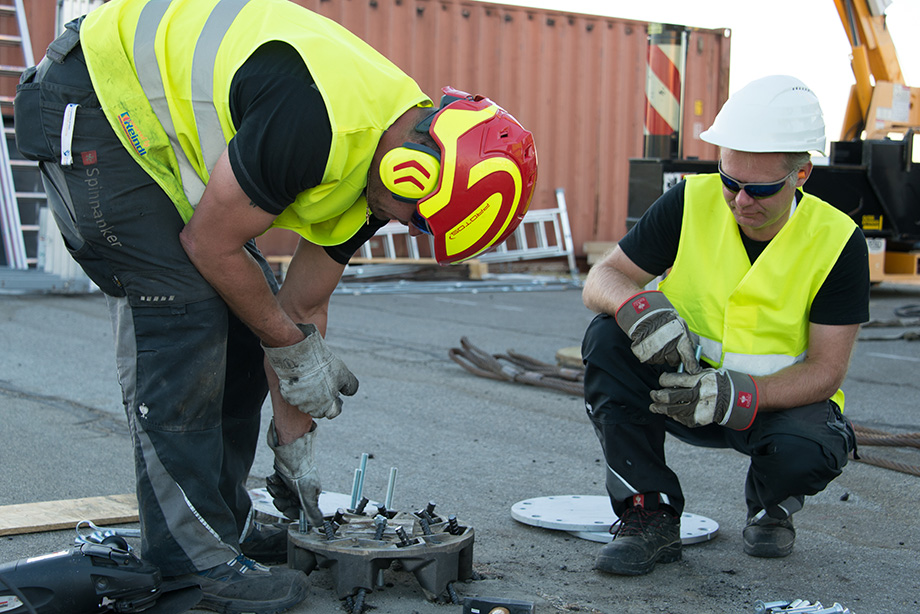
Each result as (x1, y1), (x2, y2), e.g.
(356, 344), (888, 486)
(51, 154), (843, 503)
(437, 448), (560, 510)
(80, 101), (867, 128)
(718, 160), (797, 199)
(410, 211), (433, 235)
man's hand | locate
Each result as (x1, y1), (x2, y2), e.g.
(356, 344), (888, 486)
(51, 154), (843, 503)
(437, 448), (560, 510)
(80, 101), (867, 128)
(266, 420), (324, 526)
(615, 291), (701, 374)
(263, 323), (358, 419)
(649, 368), (759, 430)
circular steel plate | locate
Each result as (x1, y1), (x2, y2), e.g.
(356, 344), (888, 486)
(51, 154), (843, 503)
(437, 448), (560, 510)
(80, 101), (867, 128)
(511, 495), (718, 545)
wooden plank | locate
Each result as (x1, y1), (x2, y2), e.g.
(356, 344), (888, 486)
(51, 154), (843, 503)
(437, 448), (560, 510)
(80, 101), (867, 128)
(348, 257), (487, 279)
(267, 255), (487, 280)
(348, 257), (438, 265)
(874, 274), (920, 286)
(0, 494), (138, 536)
(583, 241), (616, 265)
(555, 345), (583, 369)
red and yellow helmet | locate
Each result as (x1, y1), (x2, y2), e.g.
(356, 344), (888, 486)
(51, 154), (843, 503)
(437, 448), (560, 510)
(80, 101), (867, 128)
(381, 87), (538, 264)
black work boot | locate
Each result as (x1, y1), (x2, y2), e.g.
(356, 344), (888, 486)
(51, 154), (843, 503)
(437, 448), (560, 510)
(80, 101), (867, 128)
(743, 510), (795, 558)
(194, 554), (308, 614)
(240, 521), (290, 565)
(594, 494), (682, 576)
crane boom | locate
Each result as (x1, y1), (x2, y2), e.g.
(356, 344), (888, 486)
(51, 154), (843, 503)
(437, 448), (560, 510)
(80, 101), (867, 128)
(833, 0), (918, 140)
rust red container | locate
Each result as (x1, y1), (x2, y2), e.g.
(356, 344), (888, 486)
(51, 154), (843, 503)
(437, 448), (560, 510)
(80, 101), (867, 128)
(1, 1), (56, 107)
(6, 0), (730, 260)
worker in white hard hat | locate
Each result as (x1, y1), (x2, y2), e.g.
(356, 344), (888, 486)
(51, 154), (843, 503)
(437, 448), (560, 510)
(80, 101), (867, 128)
(13, 1), (536, 612)
(580, 75), (869, 576)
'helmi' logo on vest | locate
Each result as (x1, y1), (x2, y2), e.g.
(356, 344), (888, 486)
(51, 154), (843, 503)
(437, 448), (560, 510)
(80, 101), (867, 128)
(118, 111), (149, 156)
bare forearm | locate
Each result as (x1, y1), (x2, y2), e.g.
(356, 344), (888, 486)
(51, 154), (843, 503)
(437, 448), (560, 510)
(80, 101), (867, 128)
(177, 148), (305, 348)
(184, 240), (301, 348)
(753, 362), (844, 412)
(756, 323), (858, 412)
(265, 360), (314, 444)
(583, 248), (656, 316)
(186, 244), (317, 442)
(584, 265), (636, 313)
(263, 242), (346, 443)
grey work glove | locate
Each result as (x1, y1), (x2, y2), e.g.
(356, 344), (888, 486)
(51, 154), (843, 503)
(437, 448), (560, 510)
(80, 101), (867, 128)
(265, 419), (324, 527)
(615, 291), (701, 374)
(263, 323), (359, 419)
(649, 368), (759, 430)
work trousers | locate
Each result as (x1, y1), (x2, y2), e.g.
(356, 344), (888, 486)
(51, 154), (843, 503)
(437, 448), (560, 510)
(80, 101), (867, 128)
(581, 313), (856, 520)
(15, 23), (277, 575)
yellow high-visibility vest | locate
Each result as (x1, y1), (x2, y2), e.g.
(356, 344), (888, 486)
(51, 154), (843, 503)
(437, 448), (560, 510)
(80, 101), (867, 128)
(660, 173), (856, 408)
(81, 0), (430, 245)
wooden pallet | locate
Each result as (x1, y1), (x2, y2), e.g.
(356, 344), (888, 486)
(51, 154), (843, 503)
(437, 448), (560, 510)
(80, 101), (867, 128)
(869, 246), (920, 285)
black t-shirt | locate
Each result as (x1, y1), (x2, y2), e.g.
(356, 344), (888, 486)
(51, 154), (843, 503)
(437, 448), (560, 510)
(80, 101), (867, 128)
(226, 41), (385, 265)
(619, 180), (870, 325)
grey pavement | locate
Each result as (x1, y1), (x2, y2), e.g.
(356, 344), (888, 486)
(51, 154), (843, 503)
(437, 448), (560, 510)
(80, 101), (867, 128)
(1, 279), (919, 614)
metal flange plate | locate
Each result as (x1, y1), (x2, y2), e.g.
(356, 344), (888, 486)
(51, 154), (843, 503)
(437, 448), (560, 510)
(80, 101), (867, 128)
(287, 507), (474, 601)
(510, 495), (718, 545)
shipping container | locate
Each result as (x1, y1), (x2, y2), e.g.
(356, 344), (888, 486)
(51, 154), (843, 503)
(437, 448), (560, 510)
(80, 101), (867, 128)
(2, 0), (730, 265)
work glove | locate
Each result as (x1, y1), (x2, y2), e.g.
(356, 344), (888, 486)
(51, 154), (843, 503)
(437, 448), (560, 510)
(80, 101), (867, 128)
(615, 291), (702, 374)
(263, 323), (359, 420)
(265, 419), (324, 527)
(649, 368), (759, 430)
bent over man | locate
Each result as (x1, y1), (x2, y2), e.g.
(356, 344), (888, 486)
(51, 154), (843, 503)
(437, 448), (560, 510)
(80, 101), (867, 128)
(14, 0), (537, 611)
(580, 75), (867, 576)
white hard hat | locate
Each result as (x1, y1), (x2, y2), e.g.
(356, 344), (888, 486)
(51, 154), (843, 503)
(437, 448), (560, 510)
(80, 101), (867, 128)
(700, 75), (826, 154)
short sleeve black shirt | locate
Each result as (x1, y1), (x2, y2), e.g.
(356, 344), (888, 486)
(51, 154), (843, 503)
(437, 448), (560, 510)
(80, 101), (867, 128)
(226, 41), (384, 264)
(618, 180), (870, 325)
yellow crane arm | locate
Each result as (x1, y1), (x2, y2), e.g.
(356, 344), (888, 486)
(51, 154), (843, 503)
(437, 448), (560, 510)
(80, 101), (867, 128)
(833, 0), (908, 140)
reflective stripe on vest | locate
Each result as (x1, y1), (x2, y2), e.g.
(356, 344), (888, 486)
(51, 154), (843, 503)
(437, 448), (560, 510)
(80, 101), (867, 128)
(660, 173), (856, 408)
(133, 0), (247, 211)
(81, 0), (429, 244)
(695, 336), (806, 375)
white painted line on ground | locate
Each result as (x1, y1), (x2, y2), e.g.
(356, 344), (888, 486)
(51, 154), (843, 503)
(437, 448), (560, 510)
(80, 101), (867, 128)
(866, 352), (920, 363)
(434, 297), (524, 311)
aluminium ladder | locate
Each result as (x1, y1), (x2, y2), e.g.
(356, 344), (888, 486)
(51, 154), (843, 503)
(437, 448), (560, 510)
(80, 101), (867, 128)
(0, 1), (97, 292)
(0, 0), (32, 270)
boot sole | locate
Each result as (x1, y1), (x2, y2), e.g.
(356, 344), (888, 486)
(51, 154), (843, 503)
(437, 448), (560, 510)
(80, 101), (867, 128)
(743, 540), (794, 558)
(595, 541), (682, 576)
(742, 526), (795, 558)
(196, 576), (308, 614)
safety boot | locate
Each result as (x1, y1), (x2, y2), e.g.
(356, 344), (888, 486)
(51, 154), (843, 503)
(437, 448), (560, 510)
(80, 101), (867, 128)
(743, 510), (795, 558)
(594, 493), (681, 576)
(240, 520), (290, 565)
(193, 554), (308, 614)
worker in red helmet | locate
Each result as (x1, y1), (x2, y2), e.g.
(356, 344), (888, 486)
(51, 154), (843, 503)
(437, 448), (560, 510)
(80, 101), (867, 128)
(14, 0), (536, 612)
(580, 75), (868, 576)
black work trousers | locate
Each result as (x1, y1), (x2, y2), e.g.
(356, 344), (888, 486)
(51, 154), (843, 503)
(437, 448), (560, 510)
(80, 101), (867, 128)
(15, 23), (277, 575)
(581, 313), (856, 520)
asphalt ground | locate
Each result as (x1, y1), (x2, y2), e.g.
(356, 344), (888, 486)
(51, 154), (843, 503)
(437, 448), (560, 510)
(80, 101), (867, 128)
(1, 278), (919, 614)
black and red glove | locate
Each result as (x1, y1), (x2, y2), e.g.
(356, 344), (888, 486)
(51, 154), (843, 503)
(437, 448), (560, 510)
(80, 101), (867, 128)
(615, 291), (701, 374)
(649, 368), (758, 430)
